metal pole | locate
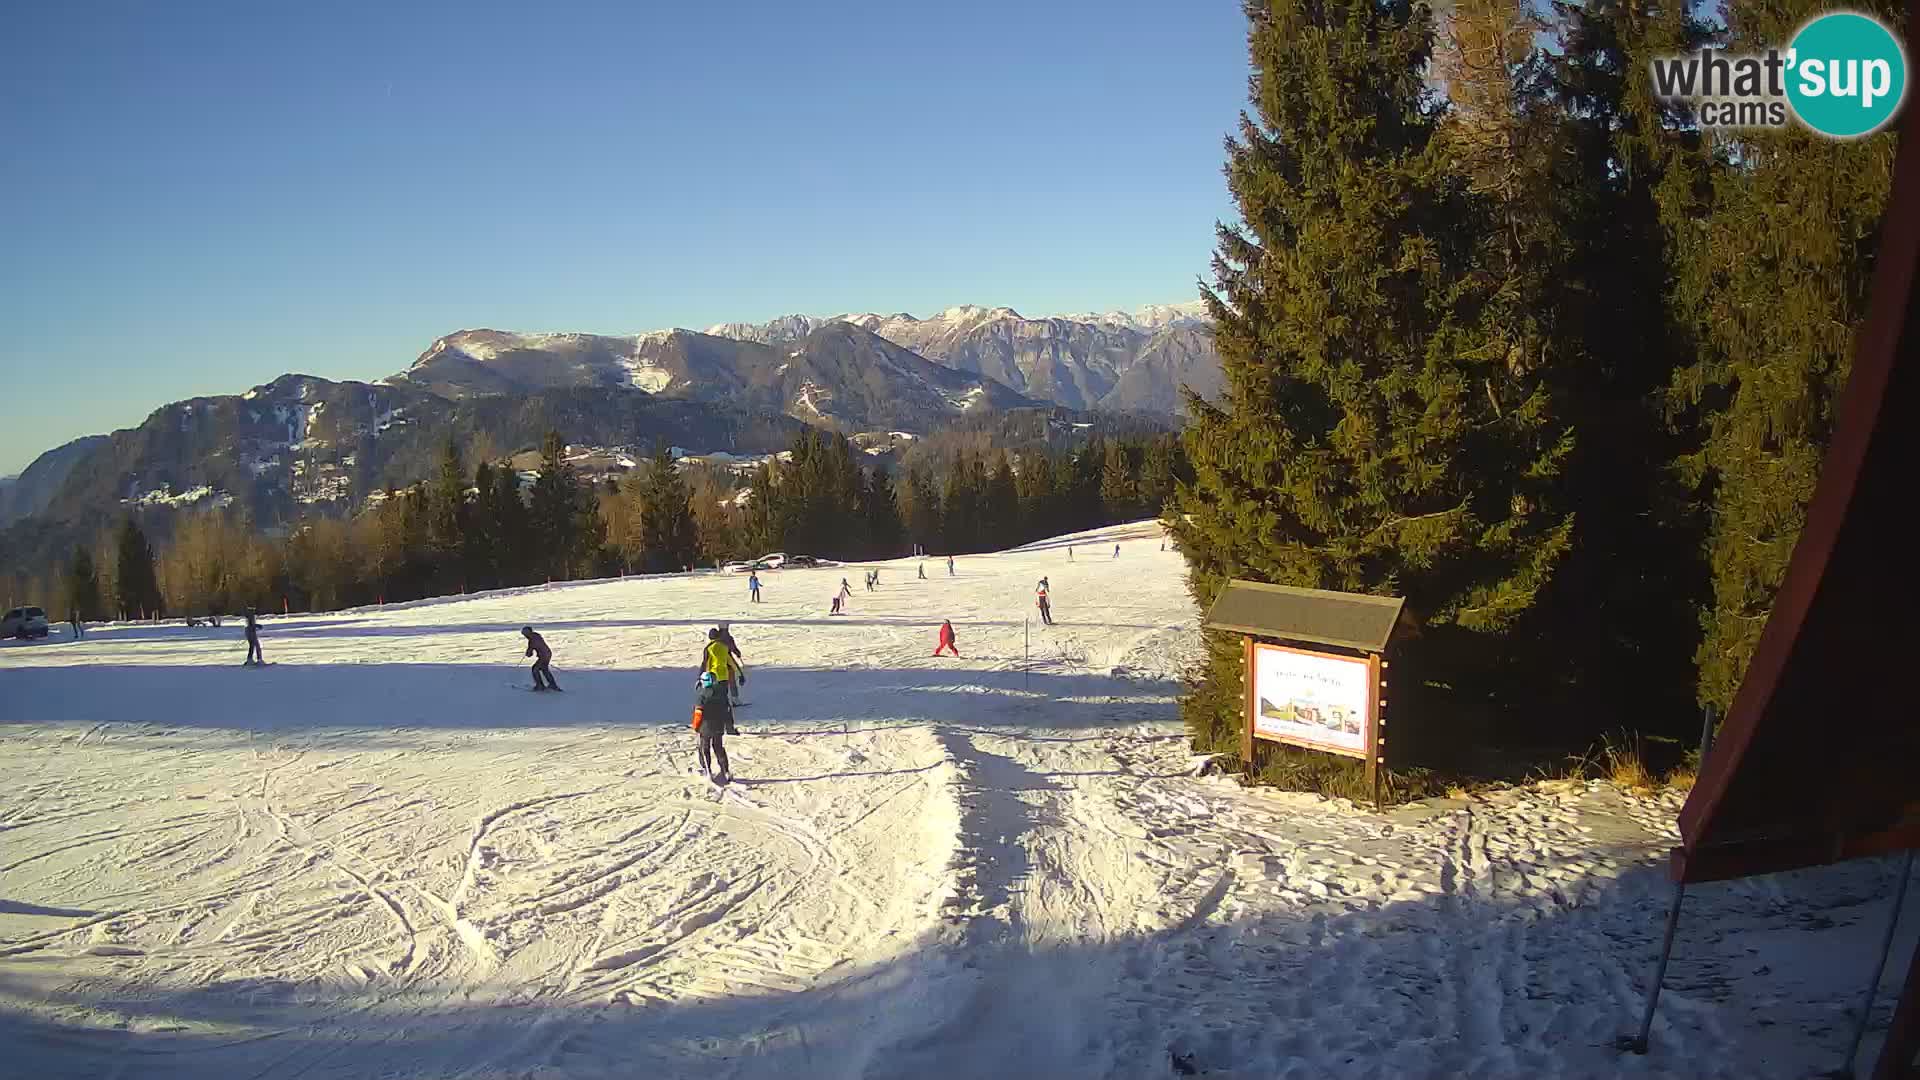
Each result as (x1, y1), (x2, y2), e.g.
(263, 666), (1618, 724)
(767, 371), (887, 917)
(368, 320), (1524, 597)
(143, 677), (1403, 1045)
(1628, 880), (1688, 1054)
(1625, 704), (1716, 1056)
(1835, 850), (1917, 1078)
(1024, 619), (1030, 693)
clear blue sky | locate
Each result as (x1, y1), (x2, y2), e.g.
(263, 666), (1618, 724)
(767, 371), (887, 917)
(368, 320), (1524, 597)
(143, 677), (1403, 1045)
(0, 1), (1248, 476)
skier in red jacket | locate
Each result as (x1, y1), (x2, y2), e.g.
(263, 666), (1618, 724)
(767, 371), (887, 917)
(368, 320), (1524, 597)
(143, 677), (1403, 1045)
(933, 619), (960, 657)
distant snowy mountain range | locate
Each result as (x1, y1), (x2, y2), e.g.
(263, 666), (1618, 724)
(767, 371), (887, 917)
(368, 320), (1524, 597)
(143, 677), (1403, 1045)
(393, 299), (1218, 421)
(698, 301), (1216, 414)
(1, 300), (1218, 555)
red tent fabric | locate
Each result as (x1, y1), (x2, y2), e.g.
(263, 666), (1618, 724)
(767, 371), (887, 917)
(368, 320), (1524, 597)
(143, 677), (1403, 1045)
(1671, 96), (1920, 888)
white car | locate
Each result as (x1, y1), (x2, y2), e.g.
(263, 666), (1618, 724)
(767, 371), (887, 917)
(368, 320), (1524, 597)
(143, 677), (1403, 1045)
(755, 552), (787, 569)
(2, 606), (51, 640)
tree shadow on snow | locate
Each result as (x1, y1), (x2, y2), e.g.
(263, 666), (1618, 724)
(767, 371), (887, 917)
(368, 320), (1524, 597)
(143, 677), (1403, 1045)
(3, 661), (1184, 739)
(2, 854), (1906, 1080)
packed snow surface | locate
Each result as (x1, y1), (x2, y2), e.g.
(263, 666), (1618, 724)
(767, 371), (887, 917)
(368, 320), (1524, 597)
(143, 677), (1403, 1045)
(2, 523), (1912, 1079)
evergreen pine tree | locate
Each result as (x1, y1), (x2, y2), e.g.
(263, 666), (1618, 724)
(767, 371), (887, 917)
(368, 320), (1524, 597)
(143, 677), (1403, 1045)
(1017, 452), (1059, 543)
(639, 446), (700, 573)
(1066, 440), (1105, 533)
(1099, 443), (1138, 523)
(1526, 0), (1712, 729)
(1659, 0), (1900, 711)
(861, 469), (904, 558)
(426, 439), (469, 590)
(470, 460), (501, 589)
(903, 466), (942, 553)
(490, 462), (534, 586)
(982, 455), (1021, 549)
(1169, 0), (1574, 760)
(1139, 438), (1178, 519)
(941, 453), (983, 553)
(114, 518), (163, 619)
(66, 545), (101, 622)
(741, 460), (785, 556)
(528, 431), (586, 580)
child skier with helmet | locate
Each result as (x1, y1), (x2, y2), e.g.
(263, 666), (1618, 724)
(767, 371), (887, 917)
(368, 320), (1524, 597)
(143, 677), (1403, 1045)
(693, 671), (733, 783)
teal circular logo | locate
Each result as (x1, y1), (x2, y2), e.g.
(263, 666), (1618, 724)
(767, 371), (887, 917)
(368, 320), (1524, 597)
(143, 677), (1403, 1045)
(1786, 12), (1907, 138)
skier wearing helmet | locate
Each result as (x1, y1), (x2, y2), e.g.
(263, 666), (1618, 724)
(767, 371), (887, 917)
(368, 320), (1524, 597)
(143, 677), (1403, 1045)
(693, 671), (733, 783)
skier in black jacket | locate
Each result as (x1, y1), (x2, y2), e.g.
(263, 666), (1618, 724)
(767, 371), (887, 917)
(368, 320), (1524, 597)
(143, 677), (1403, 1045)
(523, 626), (560, 690)
(695, 672), (733, 783)
(243, 612), (264, 666)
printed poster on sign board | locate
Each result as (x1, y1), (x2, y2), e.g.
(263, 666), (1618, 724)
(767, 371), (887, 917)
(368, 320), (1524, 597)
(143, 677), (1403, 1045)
(1249, 642), (1372, 759)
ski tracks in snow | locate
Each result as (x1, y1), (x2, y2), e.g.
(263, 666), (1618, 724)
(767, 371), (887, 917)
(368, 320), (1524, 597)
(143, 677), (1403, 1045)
(4, 522), (1906, 1079)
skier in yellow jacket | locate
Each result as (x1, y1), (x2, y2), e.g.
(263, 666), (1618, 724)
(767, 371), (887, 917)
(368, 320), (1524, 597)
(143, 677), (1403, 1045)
(697, 627), (744, 733)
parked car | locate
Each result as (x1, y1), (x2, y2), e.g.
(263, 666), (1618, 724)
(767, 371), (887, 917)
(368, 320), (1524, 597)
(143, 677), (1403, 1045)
(755, 552), (788, 569)
(785, 554), (821, 567)
(2, 606), (51, 640)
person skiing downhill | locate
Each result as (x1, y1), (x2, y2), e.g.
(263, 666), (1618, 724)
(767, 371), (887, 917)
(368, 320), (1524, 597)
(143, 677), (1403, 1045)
(934, 619), (960, 657)
(918, 563), (926, 580)
(715, 622), (746, 713)
(1036, 581), (1054, 626)
(946, 555), (955, 576)
(698, 628), (744, 731)
(523, 626), (560, 690)
(830, 594), (845, 615)
(1114, 543), (1120, 559)
(69, 610), (82, 641)
(693, 672), (732, 783)
(838, 578), (853, 602)
(748, 571), (763, 603)
(243, 611), (264, 666)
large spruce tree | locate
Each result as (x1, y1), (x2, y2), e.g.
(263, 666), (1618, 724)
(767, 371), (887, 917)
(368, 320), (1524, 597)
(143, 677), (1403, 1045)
(1527, 0), (1712, 730)
(903, 466), (942, 553)
(528, 431), (590, 580)
(638, 446), (700, 573)
(982, 455), (1022, 548)
(66, 545), (102, 622)
(1665, 0), (1901, 711)
(426, 439), (469, 590)
(861, 469), (904, 558)
(114, 518), (163, 619)
(1170, 0), (1574, 759)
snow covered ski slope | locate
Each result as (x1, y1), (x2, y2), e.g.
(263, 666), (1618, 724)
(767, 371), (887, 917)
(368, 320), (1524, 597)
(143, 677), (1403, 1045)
(1, 522), (1912, 1078)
